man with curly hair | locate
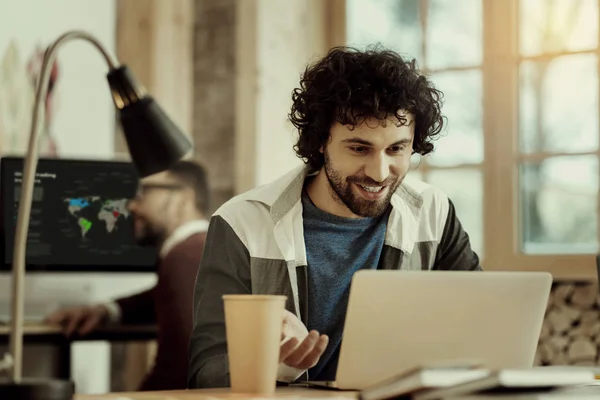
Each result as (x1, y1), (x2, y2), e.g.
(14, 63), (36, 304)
(188, 46), (481, 388)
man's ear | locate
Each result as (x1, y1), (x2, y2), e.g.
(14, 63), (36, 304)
(320, 133), (333, 154)
(183, 188), (196, 207)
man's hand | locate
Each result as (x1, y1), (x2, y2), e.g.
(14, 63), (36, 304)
(44, 305), (109, 337)
(279, 310), (328, 370)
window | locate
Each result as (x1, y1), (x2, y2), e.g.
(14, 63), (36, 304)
(344, 0), (600, 278)
(518, 0), (598, 255)
(346, 0), (485, 257)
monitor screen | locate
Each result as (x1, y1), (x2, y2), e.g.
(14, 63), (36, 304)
(0, 156), (158, 272)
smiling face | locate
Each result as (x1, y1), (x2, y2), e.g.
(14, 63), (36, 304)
(307, 112), (414, 218)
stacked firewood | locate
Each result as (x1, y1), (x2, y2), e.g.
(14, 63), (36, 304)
(535, 282), (600, 366)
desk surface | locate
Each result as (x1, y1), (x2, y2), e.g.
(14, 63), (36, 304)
(0, 323), (60, 335)
(0, 323), (157, 341)
(72, 386), (600, 400)
(75, 387), (358, 400)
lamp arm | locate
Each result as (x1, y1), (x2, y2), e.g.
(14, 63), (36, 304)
(3, 30), (118, 383)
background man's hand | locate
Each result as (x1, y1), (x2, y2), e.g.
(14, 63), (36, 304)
(279, 310), (328, 370)
(44, 305), (109, 336)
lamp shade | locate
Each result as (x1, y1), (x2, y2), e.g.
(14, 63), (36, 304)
(107, 66), (193, 177)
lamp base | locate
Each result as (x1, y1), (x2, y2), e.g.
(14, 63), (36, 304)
(0, 377), (75, 400)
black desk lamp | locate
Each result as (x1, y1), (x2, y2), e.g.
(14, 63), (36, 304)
(0, 30), (193, 400)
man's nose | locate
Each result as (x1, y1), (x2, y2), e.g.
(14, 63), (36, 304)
(364, 153), (390, 183)
(127, 198), (137, 212)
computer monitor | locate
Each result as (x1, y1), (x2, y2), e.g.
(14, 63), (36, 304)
(0, 156), (158, 272)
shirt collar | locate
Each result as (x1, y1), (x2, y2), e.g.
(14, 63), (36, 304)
(160, 219), (209, 258)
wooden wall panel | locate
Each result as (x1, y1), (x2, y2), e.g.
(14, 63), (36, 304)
(115, 0), (194, 158)
(113, 0), (193, 390)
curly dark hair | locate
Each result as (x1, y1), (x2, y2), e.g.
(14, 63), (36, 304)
(289, 45), (445, 170)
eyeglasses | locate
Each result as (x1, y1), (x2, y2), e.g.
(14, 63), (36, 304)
(134, 183), (185, 199)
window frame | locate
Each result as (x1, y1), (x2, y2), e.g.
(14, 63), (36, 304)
(483, 0), (599, 280)
(334, 0), (600, 280)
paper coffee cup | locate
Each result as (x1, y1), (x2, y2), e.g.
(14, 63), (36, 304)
(223, 294), (287, 394)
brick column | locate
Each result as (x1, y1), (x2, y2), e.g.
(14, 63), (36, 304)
(192, 0), (236, 211)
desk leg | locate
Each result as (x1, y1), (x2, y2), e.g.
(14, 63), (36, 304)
(57, 339), (71, 380)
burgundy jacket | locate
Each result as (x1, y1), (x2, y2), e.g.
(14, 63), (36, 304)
(116, 232), (207, 391)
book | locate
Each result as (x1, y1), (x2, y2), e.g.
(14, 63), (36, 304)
(358, 363), (490, 400)
(414, 368), (596, 400)
(542, 365), (600, 381)
(442, 393), (599, 400)
(442, 382), (600, 400)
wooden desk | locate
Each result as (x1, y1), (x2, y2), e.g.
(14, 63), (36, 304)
(0, 323), (157, 379)
(75, 387), (358, 400)
(0, 323), (61, 336)
(77, 386), (600, 400)
(72, 384), (600, 400)
(0, 323), (157, 341)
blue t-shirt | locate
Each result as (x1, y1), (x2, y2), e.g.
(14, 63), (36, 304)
(302, 192), (389, 381)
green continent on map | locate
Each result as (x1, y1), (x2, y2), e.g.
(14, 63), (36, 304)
(64, 197), (131, 239)
(78, 218), (92, 237)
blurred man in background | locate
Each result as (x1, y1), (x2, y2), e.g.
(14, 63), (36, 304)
(45, 160), (210, 391)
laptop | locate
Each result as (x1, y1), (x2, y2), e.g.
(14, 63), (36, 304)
(305, 270), (552, 390)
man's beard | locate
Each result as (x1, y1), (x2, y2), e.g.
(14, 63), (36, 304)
(323, 151), (402, 218)
(132, 217), (164, 248)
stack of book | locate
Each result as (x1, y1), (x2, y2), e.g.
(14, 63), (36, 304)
(357, 364), (599, 400)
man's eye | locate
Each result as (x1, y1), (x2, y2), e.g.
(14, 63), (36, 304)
(351, 146), (368, 153)
(388, 145), (405, 153)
